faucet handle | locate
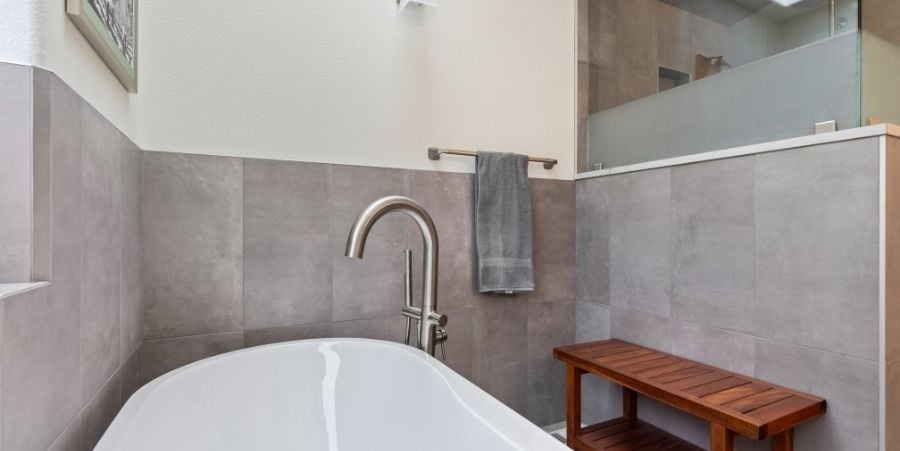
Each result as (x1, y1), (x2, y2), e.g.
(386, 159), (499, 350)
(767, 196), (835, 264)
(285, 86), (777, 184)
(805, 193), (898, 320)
(428, 311), (448, 327)
(436, 329), (448, 360)
(403, 249), (414, 346)
(403, 249), (413, 308)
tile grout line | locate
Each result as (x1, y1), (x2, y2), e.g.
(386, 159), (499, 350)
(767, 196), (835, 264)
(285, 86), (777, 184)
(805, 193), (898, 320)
(240, 157), (246, 346)
(329, 164), (336, 329)
(143, 329), (245, 343)
(608, 305), (881, 365)
(328, 164), (334, 326)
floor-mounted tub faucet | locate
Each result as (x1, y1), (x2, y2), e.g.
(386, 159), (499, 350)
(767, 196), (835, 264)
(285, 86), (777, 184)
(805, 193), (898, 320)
(344, 196), (448, 356)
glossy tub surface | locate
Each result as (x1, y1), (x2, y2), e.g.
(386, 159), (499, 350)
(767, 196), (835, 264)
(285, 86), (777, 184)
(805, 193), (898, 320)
(95, 338), (567, 451)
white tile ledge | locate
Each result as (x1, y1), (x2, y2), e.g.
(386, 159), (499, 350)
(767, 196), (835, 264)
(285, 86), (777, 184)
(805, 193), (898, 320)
(0, 282), (49, 299)
(576, 124), (900, 180)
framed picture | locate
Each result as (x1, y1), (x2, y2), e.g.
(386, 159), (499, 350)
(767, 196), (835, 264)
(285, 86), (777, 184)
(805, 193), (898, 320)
(66, 0), (138, 92)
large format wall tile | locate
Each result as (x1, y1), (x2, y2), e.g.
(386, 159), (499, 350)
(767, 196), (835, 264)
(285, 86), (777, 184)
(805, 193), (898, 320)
(608, 169), (672, 317)
(618, 0), (658, 79)
(2, 287), (81, 451)
(244, 323), (333, 348)
(0, 63), (33, 283)
(470, 294), (529, 414)
(143, 332), (245, 382)
(576, 300), (609, 343)
(576, 176), (610, 304)
(120, 136), (143, 363)
(527, 356), (567, 425)
(80, 369), (122, 450)
(49, 75), (85, 310)
(331, 316), (407, 344)
(121, 344), (144, 403)
(755, 338), (878, 451)
(80, 100), (123, 404)
(47, 415), (82, 451)
(527, 301), (575, 362)
(589, 63), (620, 113)
(656, 1), (692, 73)
(481, 360), (529, 417)
(588, 0), (618, 68)
(672, 157), (755, 334)
(142, 152), (244, 339)
(609, 307), (671, 352)
(407, 170), (475, 312)
(578, 0), (588, 62)
(244, 159), (332, 330)
(526, 300), (574, 426)
(472, 296), (529, 372)
(634, 395), (739, 450)
(755, 139), (879, 360)
(441, 308), (474, 380)
(670, 320), (754, 375)
(531, 180), (576, 302)
(690, 13), (729, 65)
(30, 68), (53, 283)
(331, 166), (409, 321)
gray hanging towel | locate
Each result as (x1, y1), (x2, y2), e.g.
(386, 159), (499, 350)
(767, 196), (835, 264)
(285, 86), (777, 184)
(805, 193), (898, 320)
(475, 151), (534, 294)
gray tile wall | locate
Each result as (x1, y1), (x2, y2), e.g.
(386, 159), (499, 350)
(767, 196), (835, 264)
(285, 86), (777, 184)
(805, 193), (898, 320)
(0, 63), (35, 282)
(141, 152), (577, 427)
(0, 65), (143, 451)
(142, 153), (243, 339)
(574, 138), (881, 450)
(2, 60), (883, 451)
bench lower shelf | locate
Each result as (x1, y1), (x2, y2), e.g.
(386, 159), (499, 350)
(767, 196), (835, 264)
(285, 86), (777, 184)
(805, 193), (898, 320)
(571, 417), (703, 451)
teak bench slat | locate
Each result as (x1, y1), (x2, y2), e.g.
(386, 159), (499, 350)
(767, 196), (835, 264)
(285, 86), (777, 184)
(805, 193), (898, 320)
(554, 339), (826, 451)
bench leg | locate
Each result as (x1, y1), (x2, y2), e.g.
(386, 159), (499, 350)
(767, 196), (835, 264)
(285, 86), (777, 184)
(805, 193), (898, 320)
(566, 365), (584, 449)
(771, 429), (794, 451)
(710, 423), (734, 451)
(622, 387), (637, 419)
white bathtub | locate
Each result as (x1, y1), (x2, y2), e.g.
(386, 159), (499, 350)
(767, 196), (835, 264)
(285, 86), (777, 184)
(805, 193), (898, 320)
(95, 339), (568, 451)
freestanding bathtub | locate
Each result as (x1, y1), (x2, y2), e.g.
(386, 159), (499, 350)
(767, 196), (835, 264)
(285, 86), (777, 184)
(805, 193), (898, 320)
(95, 339), (568, 451)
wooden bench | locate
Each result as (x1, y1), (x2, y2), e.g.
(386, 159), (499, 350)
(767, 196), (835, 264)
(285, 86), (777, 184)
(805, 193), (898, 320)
(553, 339), (826, 451)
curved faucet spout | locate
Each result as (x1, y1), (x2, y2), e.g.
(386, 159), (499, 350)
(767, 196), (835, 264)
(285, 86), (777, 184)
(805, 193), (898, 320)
(344, 196), (444, 355)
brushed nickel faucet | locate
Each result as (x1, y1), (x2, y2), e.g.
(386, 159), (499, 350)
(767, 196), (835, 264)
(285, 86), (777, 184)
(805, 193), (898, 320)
(344, 196), (448, 356)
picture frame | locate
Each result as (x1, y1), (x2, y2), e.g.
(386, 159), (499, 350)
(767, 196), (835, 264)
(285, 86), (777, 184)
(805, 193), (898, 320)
(66, 0), (138, 92)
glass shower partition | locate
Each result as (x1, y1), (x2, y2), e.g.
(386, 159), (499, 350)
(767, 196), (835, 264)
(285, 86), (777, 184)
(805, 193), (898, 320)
(577, 0), (861, 173)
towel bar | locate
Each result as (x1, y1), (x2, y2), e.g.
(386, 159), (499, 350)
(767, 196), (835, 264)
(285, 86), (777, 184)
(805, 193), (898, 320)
(428, 147), (557, 169)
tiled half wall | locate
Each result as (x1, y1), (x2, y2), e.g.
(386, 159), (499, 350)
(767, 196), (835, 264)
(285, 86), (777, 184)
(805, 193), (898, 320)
(575, 137), (882, 451)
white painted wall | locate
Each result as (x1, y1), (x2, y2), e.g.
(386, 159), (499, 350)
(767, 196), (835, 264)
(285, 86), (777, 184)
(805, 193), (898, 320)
(0, 0), (140, 140)
(35, 0), (140, 140)
(137, 0), (575, 179)
(0, 0), (39, 66)
(1, 0), (575, 179)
